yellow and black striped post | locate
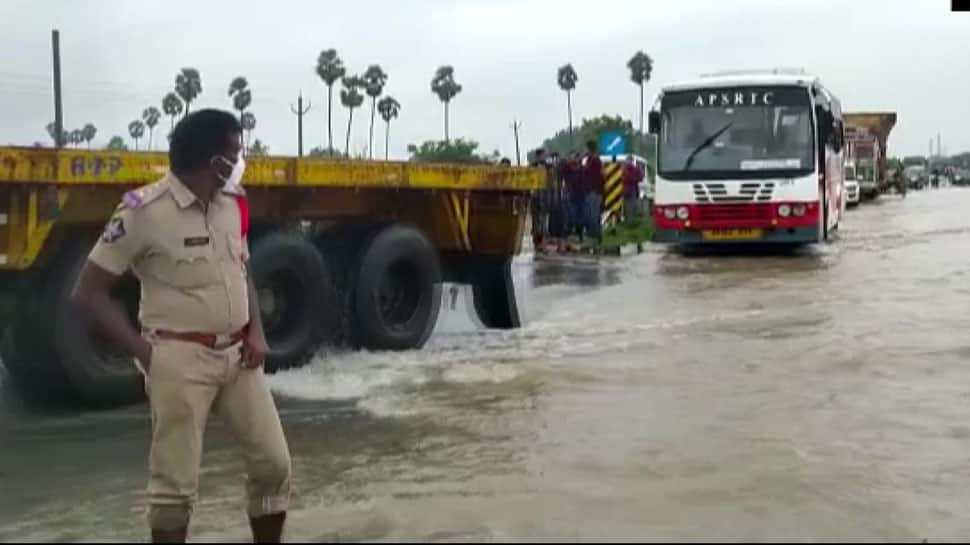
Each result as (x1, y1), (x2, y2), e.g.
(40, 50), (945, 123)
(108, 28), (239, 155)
(601, 161), (624, 225)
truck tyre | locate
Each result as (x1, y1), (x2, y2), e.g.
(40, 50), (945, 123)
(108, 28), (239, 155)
(0, 297), (77, 405)
(313, 222), (382, 348)
(353, 224), (442, 351)
(249, 231), (337, 373)
(471, 257), (521, 329)
(48, 240), (144, 407)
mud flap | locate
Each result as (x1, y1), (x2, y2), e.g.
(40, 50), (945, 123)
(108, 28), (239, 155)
(471, 257), (521, 329)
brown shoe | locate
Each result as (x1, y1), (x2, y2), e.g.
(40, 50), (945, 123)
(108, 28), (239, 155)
(151, 527), (187, 543)
(250, 512), (286, 543)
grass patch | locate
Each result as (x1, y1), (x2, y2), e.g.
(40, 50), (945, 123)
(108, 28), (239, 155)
(581, 215), (655, 255)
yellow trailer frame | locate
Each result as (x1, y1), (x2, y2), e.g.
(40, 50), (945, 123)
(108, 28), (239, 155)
(0, 147), (543, 271)
(0, 147), (543, 407)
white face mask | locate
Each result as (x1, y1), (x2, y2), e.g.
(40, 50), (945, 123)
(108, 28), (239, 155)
(215, 153), (246, 187)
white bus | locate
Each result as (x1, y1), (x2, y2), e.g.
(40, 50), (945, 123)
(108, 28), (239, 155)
(648, 69), (846, 245)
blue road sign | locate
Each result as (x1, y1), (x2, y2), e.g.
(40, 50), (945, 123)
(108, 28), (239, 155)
(598, 131), (627, 156)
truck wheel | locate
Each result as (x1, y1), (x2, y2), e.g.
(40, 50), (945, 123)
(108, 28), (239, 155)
(0, 302), (77, 405)
(250, 231), (337, 373)
(471, 257), (521, 329)
(45, 240), (144, 407)
(353, 224), (442, 351)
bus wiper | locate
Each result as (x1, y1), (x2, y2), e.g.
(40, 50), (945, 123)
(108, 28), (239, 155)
(683, 122), (733, 171)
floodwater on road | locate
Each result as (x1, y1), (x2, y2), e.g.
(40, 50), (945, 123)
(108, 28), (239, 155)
(3, 188), (970, 542)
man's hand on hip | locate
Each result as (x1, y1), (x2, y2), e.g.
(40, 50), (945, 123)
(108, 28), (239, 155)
(241, 327), (268, 369)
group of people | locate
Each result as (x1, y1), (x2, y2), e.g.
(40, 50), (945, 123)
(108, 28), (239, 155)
(529, 140), (645, 252)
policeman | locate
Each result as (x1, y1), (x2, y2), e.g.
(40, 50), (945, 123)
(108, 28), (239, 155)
(71, 109), (291, 543)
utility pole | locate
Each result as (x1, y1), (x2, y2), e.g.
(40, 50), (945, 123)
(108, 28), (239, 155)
(289, 92), (311, 157)
(51, 29), (64, 149)
(511, 120), (522, 166)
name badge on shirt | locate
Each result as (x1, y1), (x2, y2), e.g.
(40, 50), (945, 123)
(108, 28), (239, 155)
(184, 236), (210, 247)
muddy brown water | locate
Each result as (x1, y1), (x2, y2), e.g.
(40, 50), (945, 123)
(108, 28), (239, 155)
(1, 188), (969, 541)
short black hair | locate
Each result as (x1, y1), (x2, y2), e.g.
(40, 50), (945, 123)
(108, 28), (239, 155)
(586, 140), (597, 152)
(169, 109), (242, 174)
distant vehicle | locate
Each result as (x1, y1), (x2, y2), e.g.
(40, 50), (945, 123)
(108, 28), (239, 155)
(649, 68), (845, 246)
(844, 162), (860, 207)
(905, 165), (927, 190)
(843, 112), (897, 200)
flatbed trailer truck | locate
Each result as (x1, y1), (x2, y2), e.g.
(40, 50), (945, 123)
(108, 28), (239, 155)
(0, 147), (542, 406)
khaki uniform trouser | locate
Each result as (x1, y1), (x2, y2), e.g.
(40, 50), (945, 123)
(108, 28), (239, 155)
(145, 336), (291, 531)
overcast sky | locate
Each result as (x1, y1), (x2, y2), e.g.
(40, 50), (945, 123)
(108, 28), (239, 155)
(1, 0), (967, 159)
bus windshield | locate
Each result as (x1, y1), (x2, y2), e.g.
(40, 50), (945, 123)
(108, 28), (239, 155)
(658, 85), (815, 180)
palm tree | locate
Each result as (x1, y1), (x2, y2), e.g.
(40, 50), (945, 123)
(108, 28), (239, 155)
(340, 76), (364, 157)
(228, 76), (252, 126)
(557, 64), (578, 145)
(45, 122), (57, 146)
(241, 111), (256, 149)
(377, 96), (401, 160)
(362, 65), (388, 159)
(45, 122), (68, 147)
(315, 49), (346, 157)
(128, 120), (145, 151)
(68, 129), (82, 148)
(81, 123), (97, 148)
(431, 66), (462, 143)
(174, 68), (202, 117)
(142, 107), (161, 150)
(162, 92), (183, 131)
(627, 51), (654, 135)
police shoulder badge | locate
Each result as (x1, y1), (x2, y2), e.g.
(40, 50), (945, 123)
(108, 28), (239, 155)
(102, 216), (126, 243)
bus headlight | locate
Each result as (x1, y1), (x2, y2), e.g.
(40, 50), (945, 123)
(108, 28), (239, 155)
(777, 204), (792, 217)
(676, 206), (689, 220)
(792, 204), (807, 217)
(664, 207), (676, 220)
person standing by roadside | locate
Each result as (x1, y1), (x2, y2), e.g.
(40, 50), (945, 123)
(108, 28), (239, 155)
(530, 148), (557, 252)
(581, 140), (605, 242)
(621, 155), (644, 222)
(559, 151), (583, 239)
(70, 109), (291, 543)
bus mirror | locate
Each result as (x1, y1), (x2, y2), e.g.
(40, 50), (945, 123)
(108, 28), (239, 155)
(648, 111), (660, 135)
(815, 107), (832, 143)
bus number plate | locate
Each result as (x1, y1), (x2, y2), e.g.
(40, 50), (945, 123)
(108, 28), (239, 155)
(701, 228), (763, 241)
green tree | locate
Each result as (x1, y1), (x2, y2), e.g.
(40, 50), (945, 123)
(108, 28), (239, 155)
(142, 106), (161, 150)
(248, 138), (269, 156)
(315, 49), (347, 157)
(174, 68), (202, 116)
(362, 64), (388, 159)
(307, 146), (348, 158)
(406, 138), (493, 164)
(106, 135), (128, 150)
(377, 96), (401, 160)
(81, 123), (97, 149)
(241, 111), (256, 149)
(128, 120), (145, 151)
(431, 66), (462, 142)
(45, 122), (67, 147)
(69, 129), (83, 148)
(340, 75), (364, 157)
(540, 114), (655, 159)
(627, 51), (653, 135)
(162, 92), (183, 131)
(228, 76), (252, 126)
(557, 64), (579, 145)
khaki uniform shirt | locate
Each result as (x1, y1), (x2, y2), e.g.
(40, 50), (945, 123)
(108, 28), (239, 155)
(88, 172), (250, 335)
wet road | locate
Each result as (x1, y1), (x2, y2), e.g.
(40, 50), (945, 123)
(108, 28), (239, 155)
(3, 188), (970, 541)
